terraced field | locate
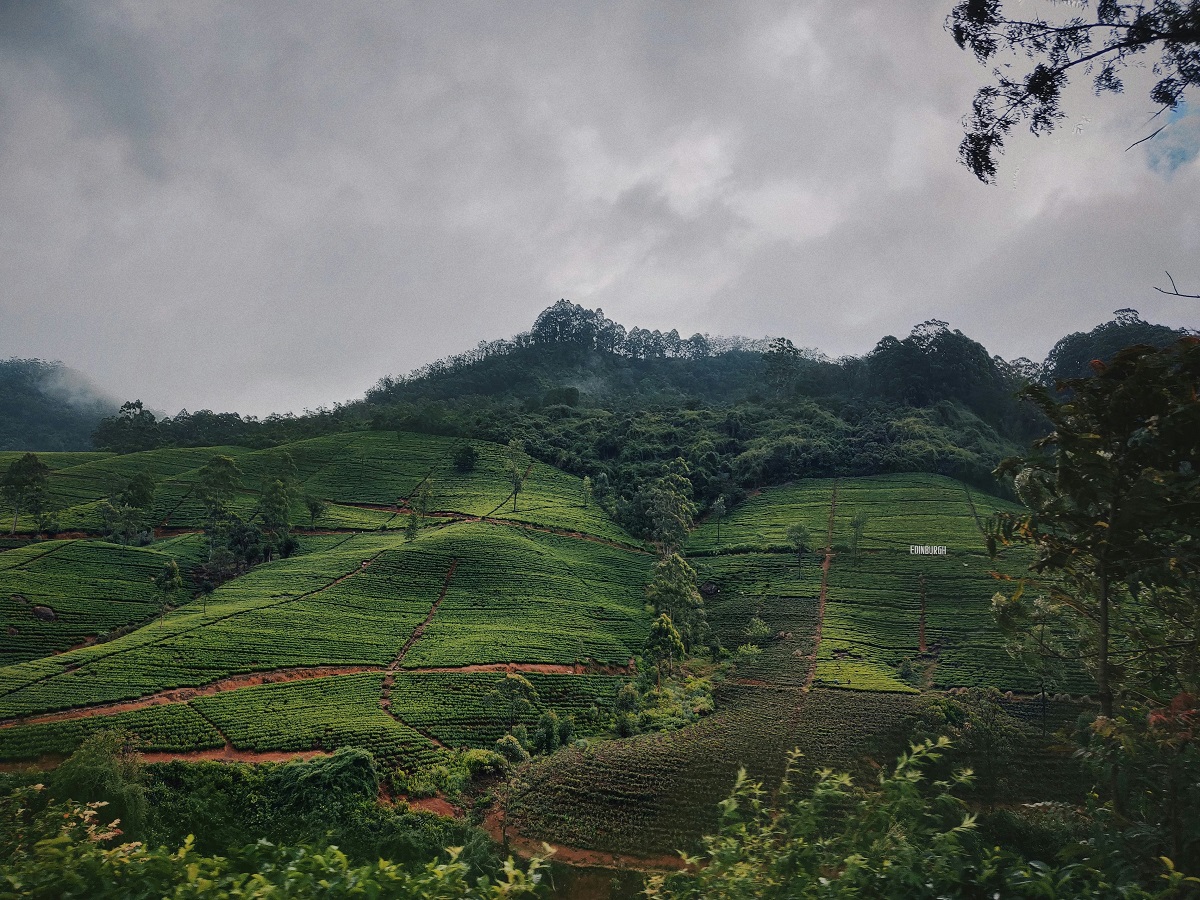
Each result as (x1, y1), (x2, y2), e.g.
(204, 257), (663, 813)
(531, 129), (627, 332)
(686, 474), (1084, 694)
(0, 445), (1093, 863)
(0, 537), (208, 664)
(8, 431), (640, 543)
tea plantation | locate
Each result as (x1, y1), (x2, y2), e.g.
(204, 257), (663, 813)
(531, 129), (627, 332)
(0, 439), (1089, 860)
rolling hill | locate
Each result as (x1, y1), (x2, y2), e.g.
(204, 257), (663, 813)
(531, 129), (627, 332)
(0, 432), (1087, 866)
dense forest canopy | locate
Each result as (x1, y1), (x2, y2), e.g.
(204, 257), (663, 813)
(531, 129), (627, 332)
(61, 304), (1192, 540)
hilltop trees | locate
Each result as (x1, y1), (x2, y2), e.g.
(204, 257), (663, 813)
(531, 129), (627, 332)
(1043, 310), (1191, 384)
(530, 299), (711, 360)
(949, 0), (1200, 182)
(92, 400), (160, 454)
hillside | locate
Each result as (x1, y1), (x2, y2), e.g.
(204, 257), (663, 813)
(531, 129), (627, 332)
(0, 359), (117, 452)
(0, 432), (1088, 873)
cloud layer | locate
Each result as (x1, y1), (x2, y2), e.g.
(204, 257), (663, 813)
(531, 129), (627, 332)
(1, 1), (1196, 415)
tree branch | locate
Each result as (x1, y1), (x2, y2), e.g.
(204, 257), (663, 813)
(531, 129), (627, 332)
(1154, 272), (1200, 299)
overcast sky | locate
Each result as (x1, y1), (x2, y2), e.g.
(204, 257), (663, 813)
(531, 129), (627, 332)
(1, 1), (1197, 416)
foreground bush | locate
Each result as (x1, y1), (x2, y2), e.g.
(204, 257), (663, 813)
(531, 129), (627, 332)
(0, 784), (547, 900)
(644, 738), (1198, 899)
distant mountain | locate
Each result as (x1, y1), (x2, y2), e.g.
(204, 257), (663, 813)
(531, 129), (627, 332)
(0, 359), (117, 451)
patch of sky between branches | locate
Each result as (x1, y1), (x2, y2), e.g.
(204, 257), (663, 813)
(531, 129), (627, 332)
(1146, 101), (1200, 176)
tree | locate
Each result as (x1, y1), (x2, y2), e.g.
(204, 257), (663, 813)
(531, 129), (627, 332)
(786, 522), (811, 575)
(645, 614), (685, 686)
(763, 337), (801, 397)
(506, 439), (528, 512)
(452, 443), (478, 473)
(991, 338), (1200, 717)
(260, 450), (297, 492)
(909, 688), (1028, 808)
(256, 478), (293, 561)
(492, 673), (540, 731)
(98, 501), (142, 546)
(744, 616), (773, 646)
(196, 454), (243, 527)
(645, 552), (709, 652)
(91, 400), (160, 453)
(949, 0), (1200, 182)
(711, 496), (727, 545)
(303, 494), (326, 528)
(154, 559), (183, 623)
(849, 511), (869, 562)
(99, 471), (156, 545)
(116, 471), (156, 511)
(580, 475), (593, 509)
(642, 461), (697, 554)
(413, 480), (433, 519)
(1, 452), (49, 534)
(48, 729), (148, 837)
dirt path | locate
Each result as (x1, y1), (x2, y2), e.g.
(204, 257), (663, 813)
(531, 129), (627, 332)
(386, 559), (459, 675)
(0, 665), (380, 729)
(803, 479), (839, 690)
(380, 560), (459, 735)
(2, 656), (629, 732)
(0, 545), (390, 707)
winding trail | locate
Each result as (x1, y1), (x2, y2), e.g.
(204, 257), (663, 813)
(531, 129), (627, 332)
(0, 542), (385, 706)
(802, 479), (839, 690)
(0, 666), (379, 729)
(380, 560), (458, 721)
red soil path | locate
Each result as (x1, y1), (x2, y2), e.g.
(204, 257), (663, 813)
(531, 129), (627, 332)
(0, 665), (379, 729)
(803, 479), (839, 690)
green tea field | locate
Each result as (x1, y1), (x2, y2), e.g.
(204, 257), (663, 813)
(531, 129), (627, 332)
(0, 442), (1089, 864)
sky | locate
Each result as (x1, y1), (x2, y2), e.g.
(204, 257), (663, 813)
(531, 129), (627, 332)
(1, 1), (1197, 417)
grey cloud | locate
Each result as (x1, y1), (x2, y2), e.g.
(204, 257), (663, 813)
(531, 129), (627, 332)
(0, 1), (1196, 417)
